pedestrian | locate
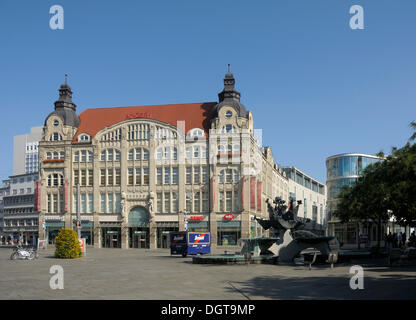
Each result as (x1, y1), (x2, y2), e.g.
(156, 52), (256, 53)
(386, 232), (393, 250)
(402, 232), (407, 248)
(393, 233), (398, 248)
(409, 232), (415, 247)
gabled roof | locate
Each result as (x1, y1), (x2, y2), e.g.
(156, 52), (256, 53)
(72, 102), (216, 143)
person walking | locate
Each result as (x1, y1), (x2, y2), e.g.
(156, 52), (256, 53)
(402, 232), (407, 248)
(393, 233), (398, 248)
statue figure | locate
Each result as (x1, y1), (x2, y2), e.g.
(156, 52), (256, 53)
(120, 191), (127, 218)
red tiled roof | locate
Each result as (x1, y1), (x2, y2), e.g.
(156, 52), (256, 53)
(72, 102), (217, 143)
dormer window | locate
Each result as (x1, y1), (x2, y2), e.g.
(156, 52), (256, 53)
(221, 125), (237, 134)
(187, 128), (205, 141)
(50, 133), (63, 141)
(78, 134), (91, 143)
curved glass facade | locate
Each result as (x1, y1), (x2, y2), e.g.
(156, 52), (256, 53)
(327, 155), (380, 181)
(326, 154), (382, 245)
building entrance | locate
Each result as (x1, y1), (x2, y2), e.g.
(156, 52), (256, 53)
(128, 206), (150, 249)
(101, 228), (121, 248)
(129, 228), (149, 248)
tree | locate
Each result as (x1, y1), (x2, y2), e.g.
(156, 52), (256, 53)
(334, 121), (416, 248)
(54, 228), (82, 259)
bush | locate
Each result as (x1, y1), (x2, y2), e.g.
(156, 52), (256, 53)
(54, 228), (82, 259)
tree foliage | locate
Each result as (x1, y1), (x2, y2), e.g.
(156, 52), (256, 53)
(335, 122), (416, 227)
(54, 228), (82, 259)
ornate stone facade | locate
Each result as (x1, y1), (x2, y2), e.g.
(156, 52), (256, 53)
(37, 71), (289, 249)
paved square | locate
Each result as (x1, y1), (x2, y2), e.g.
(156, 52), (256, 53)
(1, 247), (415, 300)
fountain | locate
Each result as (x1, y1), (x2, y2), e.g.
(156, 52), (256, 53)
(192, 196), (339, 265)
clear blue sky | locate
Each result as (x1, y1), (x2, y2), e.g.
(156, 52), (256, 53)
(0, 0), (415, 183)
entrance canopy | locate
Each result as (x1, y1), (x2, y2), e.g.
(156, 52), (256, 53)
(128, 206), (150, 227)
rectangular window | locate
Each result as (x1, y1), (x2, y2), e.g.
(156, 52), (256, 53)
(107, 169), (113, 185)
(164, 167), (170, 184)
(74, 170), (79, 185)
(194, 192), (200, 213)
(172, 167), (178, 185)
(115, 150), (120, 161)
(219, 171), (224, 184)
(53, 194), (58, 213)
(100, 169), (106, 186)
(164, 192), (170, 213)
(81, 193), (86, 214)
(172, 192), (178, 213)
(135, 148), (141, 161)
(143, 168), (149, 185)
(135, 168), (142, 185)
(115, 193), (121, 213)
(74, 194), (78, 213)
(115, 168), (121, 185)
(47, 194), (52, 213)
(186, 166), (192, 184)
(219, 192), (224, 212)
(226, 191), (232, 211)
(60, 192), (64, 213)
(81, 170), (86, 186)
(88, 169), (93, 186)
(88, 194), (93, 213)
(88, 151), (93, 162)
(156, 167), (162, 185)
(74, 152), (79, 162)
(128, 168), (134, 185)
(81, 150), (86, 162)
(100, 194), (106, 213)
(226, 169), (232, 183)
(186, 192), (192, 213)
(157, 193), (162, 213)
(202, 167), (208, 184)
(107, 149), (113, 161)
(108, 193), (114, 214)
(233, 171), (239, 183)
(234, 191), (239, 211)
(194, 167), (200, 184)
(202, 192), (209, 212)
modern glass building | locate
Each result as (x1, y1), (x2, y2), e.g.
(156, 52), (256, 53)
(326, 153), (382, 247)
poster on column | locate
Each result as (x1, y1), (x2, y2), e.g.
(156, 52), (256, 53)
(79, 238), (86, 255)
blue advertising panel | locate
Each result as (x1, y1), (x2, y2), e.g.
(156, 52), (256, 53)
(187, 232), (211, 255)
(187, 232), (210, 245)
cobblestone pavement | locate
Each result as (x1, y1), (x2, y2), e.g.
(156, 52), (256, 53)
(0, 246), (415, 300)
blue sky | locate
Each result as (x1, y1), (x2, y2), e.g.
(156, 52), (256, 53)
(0, 0), (415, 183)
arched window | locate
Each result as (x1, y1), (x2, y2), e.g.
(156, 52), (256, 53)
(78, 134), (91, 142)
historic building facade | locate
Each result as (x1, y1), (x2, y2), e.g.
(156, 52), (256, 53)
(37, 71), (289, 249)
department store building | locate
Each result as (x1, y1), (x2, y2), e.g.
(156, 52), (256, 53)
(37, 71), (289, 249)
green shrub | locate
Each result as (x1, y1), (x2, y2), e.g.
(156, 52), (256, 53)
(54, 228), (82, 259)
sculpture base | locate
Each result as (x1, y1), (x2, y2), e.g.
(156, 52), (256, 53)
(192, 254), (278, 265)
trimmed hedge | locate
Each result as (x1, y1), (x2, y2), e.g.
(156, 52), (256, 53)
(54, 228), (82, 259)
